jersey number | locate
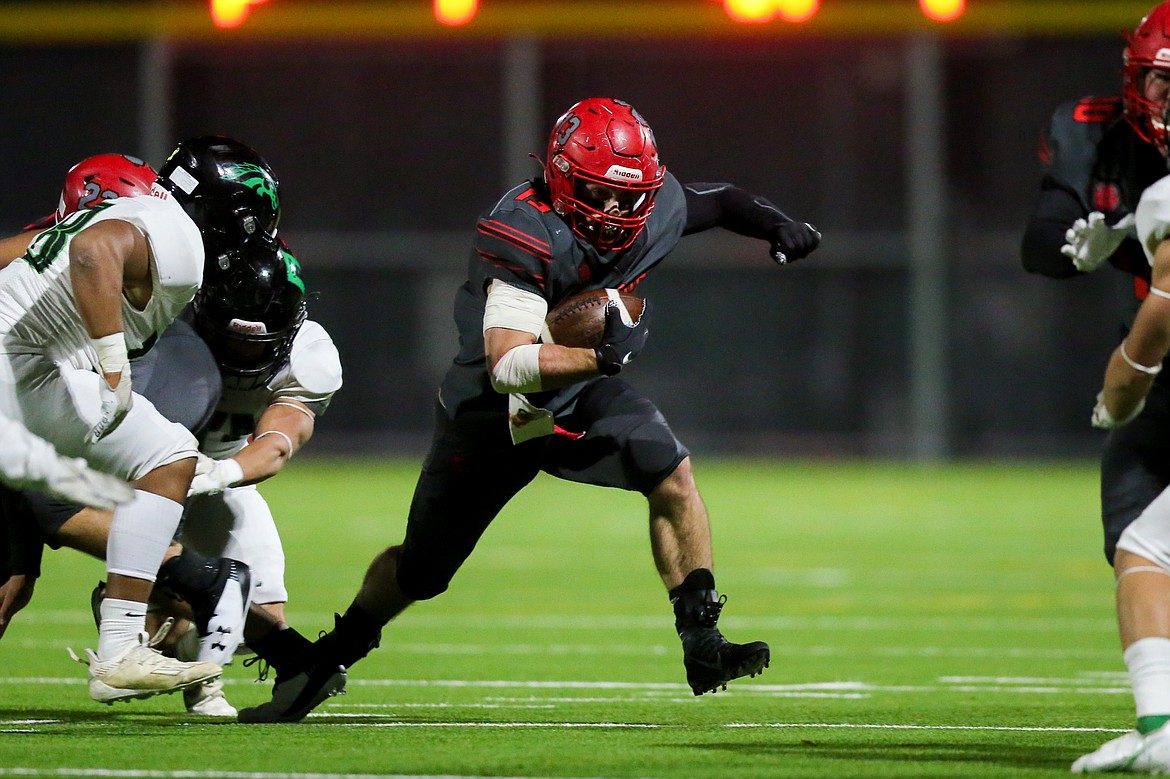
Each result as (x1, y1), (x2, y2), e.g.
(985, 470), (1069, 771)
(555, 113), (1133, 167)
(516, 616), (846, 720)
(207, 411), (255, 442)
(1073, 98), (1120, 124)
(22, 203), (112, 273)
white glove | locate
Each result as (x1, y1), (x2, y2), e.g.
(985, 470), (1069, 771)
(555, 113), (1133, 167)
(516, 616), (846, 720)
(42, 456), (134, 509)
(1061, 212), (1136, 273)
(1091, 391), (1146, 429)
(188, 453), (244, 496)
(0, 418), (133, 508)
(86, 334), (133, 444)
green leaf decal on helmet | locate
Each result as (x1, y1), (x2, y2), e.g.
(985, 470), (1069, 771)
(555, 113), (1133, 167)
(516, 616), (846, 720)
(280, 246), (305, 293)
(224, 162), (280, 212)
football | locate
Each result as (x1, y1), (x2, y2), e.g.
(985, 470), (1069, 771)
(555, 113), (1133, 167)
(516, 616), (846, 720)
(543, 288), (646, 348)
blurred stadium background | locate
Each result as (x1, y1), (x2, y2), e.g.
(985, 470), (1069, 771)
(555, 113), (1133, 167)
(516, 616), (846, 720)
(0, 0), (1154, 460)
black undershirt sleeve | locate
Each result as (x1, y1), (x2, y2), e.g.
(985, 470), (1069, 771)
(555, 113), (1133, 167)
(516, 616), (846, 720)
(1020, 177), (1084, 279)
(682, 182), (792, 238)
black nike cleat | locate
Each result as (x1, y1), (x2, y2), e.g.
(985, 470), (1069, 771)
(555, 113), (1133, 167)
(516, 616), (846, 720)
(237, 663), (346, 723)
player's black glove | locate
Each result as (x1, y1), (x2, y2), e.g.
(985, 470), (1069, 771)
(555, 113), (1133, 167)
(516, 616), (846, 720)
(595, 300), (649, 376)
(769, 220), (822, 265)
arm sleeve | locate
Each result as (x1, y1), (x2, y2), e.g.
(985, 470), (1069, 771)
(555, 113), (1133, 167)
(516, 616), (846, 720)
(682, 182), (792, 238)
(1020, 177), (1083, 279)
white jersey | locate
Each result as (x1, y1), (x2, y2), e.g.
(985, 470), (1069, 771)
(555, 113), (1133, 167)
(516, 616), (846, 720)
(1136, 174), (1170, 265)
(0, 185), (203, 369)
(198, 319), (342, 459)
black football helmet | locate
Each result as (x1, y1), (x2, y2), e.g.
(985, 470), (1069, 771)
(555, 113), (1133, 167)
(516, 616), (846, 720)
(192, 238), (307, 390)
(157, 135), (281, 272)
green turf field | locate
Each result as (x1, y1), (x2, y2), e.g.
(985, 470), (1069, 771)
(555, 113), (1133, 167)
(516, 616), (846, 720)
(0, 458), (1131, 778)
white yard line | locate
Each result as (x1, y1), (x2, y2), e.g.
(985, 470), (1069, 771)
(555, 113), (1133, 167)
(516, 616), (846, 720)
(10, 611), (1117, 633)
(0, 676), (1129, 696)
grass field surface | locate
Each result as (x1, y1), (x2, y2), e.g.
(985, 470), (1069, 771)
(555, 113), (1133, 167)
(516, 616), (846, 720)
(0, 458), (1130, 778)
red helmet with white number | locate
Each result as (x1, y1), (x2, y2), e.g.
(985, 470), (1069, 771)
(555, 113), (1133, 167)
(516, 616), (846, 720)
(1124, 2), (1170, 151)
(57, 153), (156, 221)
(544, 97), (666, 252)
(23, 153), (156, 232)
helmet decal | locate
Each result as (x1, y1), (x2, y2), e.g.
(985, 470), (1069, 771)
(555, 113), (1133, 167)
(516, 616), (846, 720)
(228, 317), (268, 335)
(554, 114), (582, 147)
(167, 165), (200, 195)
(604, 165), (645, 182)
(281, 247), (305, 293)
(223, 162), (279, 211)
(156, 136), (282, 263)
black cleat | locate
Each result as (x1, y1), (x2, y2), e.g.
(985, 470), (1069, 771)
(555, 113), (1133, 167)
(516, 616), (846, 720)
(237, 663), (346, 723)
(679, 626), (770, 695)
(671, 568), (770, 696)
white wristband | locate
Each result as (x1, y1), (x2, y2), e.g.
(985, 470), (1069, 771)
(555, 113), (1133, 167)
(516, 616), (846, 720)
(490, 343), (544, 394)
(254, 429), (295, 457)
(92, 333), (128, 375)
(1120, 340), (1163, 376)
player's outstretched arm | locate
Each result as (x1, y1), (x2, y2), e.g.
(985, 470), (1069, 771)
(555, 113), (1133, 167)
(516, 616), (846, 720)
(682, 182), (821, 263)
(189, 400), (315, 495)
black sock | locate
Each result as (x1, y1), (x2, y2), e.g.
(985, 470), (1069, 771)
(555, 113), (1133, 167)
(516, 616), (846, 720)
(669, 568), (719, 631)
(325, 603), (385, 668)
(249, 625), (314, 677)
(669, 568), (716, 602)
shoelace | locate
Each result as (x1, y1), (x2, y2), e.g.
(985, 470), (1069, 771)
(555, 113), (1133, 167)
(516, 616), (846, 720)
(67, 619), (177, 667)
(242, 654), (270, 682)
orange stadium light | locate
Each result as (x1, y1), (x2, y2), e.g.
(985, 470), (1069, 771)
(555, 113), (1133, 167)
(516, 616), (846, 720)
(919, 0), (966, 22)
(435, 0), (479, 26)
(210, 0), (269, 29)
(723, 0), (777, 23)
(776, 0), (819, 23)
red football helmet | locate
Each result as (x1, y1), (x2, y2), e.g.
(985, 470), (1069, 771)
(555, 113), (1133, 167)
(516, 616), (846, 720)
(544, 97), (666, 252)
(1124, 2), (1170, 152)
(57, 153), (157, 221)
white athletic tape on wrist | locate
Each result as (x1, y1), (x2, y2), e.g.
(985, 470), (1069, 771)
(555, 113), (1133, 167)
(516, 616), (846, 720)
(490, 343), (544, 394)
(1121, 340), (1164, 375)
(254, 429), (295, 457)
(91, 333), (129, 375)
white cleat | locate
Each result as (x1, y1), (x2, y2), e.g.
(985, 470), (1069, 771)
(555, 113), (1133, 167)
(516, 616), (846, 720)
(184, 679), (237, 717)
(1073, 724), (1170, 773)
(69, 626), (222, 705)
